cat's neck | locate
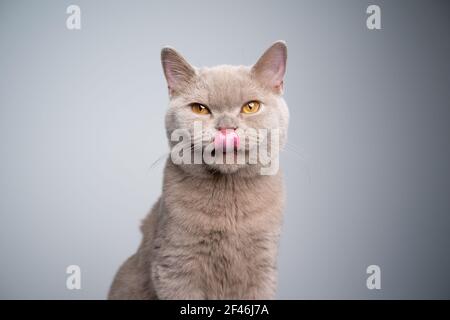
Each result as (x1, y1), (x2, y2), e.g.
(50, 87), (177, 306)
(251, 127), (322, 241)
(163, 159), (280, 188)
(161, 159), (284, 232)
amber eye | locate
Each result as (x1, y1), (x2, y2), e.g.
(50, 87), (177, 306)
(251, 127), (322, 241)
(191, 103), (210, 115)
(241, 101), (261, 114)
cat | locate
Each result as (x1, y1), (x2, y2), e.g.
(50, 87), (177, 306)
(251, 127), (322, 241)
(108, 41), (289, 299)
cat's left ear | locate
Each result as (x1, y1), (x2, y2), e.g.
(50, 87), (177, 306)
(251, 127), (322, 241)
(251, 41), (287, 94)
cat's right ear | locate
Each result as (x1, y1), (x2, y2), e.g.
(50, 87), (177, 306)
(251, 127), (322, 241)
(161, 47), (196, 96)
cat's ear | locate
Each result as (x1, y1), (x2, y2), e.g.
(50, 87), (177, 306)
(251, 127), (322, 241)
(161, 47), (196, 96)
(251, 41), (287, 93)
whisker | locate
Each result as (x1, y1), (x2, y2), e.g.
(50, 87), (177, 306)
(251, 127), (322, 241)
(282, 142), (312, 185)
(284, 143), (309, 161)
(148, 151), (169, 171)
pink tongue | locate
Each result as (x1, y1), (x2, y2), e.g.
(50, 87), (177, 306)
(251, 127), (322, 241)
(214, 129), (240, 152)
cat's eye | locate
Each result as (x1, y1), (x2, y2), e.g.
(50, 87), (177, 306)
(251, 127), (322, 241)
(191, 103), (210, 115)
(241, 101), (261, 114)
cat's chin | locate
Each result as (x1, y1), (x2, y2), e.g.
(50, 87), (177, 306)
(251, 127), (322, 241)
(173, 161), (262, 178)
(206, 163), (246, 175)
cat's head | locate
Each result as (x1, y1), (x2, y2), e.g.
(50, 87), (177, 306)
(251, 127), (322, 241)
(161, 41), (289, 177)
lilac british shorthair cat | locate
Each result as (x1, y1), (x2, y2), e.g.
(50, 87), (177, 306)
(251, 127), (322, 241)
(109, 41), (289, 299)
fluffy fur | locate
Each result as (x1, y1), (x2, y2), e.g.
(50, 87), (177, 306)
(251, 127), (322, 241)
(109, 41), (289, 299)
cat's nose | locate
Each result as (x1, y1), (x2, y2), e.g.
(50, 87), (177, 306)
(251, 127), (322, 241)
(215, 128), (240, 152)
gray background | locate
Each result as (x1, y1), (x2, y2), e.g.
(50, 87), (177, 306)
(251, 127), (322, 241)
(0, 0), (449, 299)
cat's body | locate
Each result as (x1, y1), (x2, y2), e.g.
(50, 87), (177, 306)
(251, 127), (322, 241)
(109, 160), (284, 299)
(109, 41), (289, 299)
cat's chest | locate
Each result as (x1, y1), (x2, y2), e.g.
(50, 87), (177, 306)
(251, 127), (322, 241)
(197, 229), (276, 297)
(201, 229), (276, 263)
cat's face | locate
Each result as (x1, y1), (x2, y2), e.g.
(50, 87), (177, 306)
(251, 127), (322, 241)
(162, 41), (289, 176)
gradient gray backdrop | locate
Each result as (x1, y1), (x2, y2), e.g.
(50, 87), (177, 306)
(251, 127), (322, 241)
(0, 0), (449, 299)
